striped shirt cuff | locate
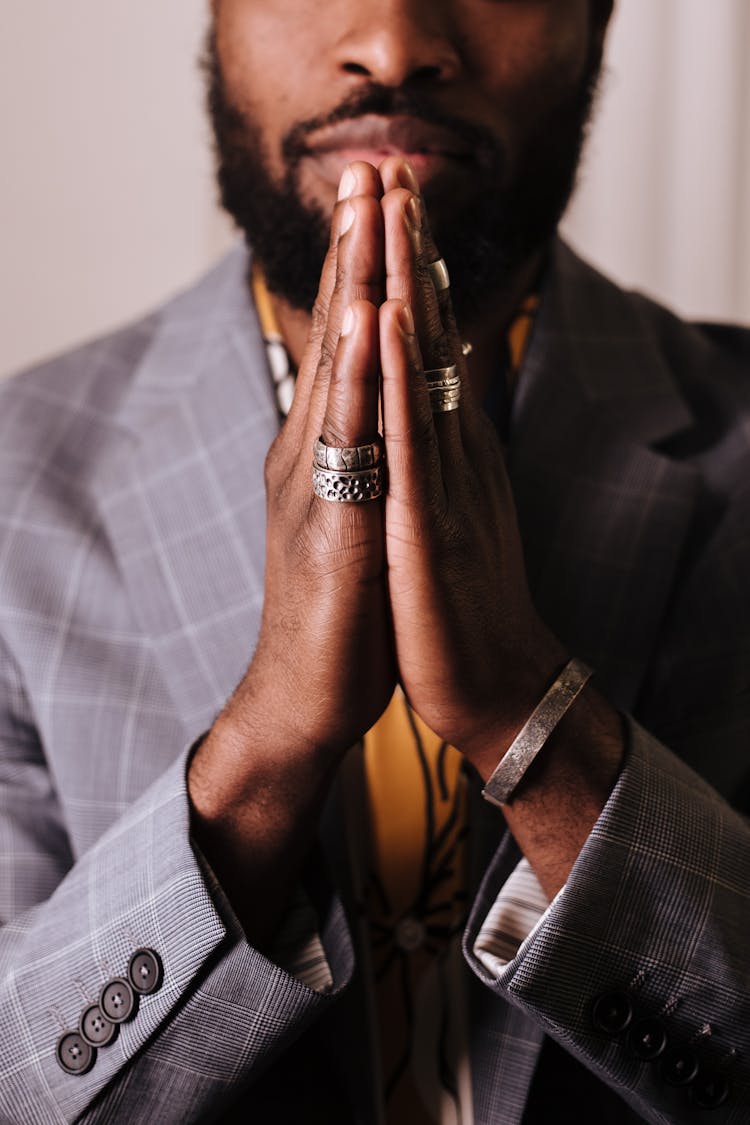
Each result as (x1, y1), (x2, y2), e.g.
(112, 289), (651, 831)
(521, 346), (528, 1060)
(473, 858), (562, 977)
(193, 834), (334, 994)
(269, 885), (334, 994)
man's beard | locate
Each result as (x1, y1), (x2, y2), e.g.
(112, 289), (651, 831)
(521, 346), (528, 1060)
(205, 35), (602, 325)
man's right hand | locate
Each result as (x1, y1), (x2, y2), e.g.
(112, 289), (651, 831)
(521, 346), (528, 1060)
(188, 163), (393, 946)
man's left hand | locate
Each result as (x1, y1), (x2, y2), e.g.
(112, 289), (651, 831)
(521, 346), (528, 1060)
(375, 157), (568, 778)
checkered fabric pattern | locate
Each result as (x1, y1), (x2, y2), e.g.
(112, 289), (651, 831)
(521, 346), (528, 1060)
(1, 241), (750, 1122)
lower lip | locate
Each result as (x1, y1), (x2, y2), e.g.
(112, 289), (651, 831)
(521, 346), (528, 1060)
(307, 148), (470, 192)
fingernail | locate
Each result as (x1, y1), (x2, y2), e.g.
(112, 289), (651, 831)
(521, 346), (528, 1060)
(406, 196), (421, 232)
(397, 303), (415, 336)
(341, 305), (355, 336)
(339, 203), (355, 236)
(396, 161), (420, 195)
(338, 166), (357, 200)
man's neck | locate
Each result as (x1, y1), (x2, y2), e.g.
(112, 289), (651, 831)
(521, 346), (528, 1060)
(456, 250), (545, 404)
(266, 249), (545, 404)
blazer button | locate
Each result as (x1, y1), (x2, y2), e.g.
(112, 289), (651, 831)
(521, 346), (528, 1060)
(128, 948), (163, 995)
(56, 1031), (95, 1076)
(691, 1072), (730, 1110)
(627, 1017), (668, 1060)
(80, 1002), (117, 1048)
(591, 991), (633, 1036)
(660, 1044), (700, 1087)
(100, 978), (136, 1023)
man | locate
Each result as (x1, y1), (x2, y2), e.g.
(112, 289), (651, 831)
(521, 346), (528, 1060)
(0, 1), (748, 1122)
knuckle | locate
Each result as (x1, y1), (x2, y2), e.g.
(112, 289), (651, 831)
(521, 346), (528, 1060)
(265, 437), (304, 511)
(311, 299), (328, 338)
(389, 501), (429, 545)
(264, 435), (284, 486)
(409, 405), (438, 450)
(436, 513), (469, 566)
(318, 337), (337, 373)
(414, 261), (431, 286)
(320, 415), (350, 448)
(385, 274), (410, 304)
(354, 275), (383, 300)
(334, 258), (352, 287)
(386, 418), (435, 474)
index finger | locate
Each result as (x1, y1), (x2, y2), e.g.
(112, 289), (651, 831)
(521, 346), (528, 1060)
(284, 162), (384, 446)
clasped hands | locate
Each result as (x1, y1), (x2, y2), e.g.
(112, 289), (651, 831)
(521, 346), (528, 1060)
(253, 157), (566, 780)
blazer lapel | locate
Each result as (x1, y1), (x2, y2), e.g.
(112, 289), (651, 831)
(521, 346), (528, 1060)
(91, 246), (279, 746)
(509, 241), (701, 711)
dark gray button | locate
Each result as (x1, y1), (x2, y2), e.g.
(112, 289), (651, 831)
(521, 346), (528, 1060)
(80, 1003), (117, 1047)
(394, 917), (426, 953)
(99, 977), (136, 1023)
(56, 1031), (95, 1075)
(591, 991), (633, 1036)
(128, 948), (163, 995)
(627, 1017), (668, 1061)
(691, 1072), (730, 1110)
(660, 1044), (700, 1087)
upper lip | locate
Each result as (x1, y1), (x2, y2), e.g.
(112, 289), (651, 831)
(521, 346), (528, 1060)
(305, 114), (473, 159)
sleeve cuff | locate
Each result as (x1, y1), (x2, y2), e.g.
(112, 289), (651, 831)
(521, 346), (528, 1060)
(473, 856), (558, 979)
(268, 886), (335, 994)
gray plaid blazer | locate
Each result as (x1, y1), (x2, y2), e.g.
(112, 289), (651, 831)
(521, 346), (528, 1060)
(1, 241), (749, 1124)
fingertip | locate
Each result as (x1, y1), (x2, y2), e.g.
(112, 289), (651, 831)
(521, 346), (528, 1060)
(342, 298), (379, 337)
(338, 160), (384, 200)
(337, 166), (357, 201)
(380, 297), (411, 332)
(379, 155), (420, 195)
(380, 187), (422, 252)
(380, 299), (422, 373)
(396, 302), (415, 337)
(397, 160), (420, 195)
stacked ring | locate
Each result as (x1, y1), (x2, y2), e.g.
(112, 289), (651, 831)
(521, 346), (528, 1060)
(312, 436), (385, 503)
(312, 436), (384, 472)
(424, 364), (461, 414)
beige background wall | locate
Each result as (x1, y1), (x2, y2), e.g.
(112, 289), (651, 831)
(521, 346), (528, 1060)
(564, 0), (750, 328)
(1, 0), (748, 378)
(0, 0), (232, 377)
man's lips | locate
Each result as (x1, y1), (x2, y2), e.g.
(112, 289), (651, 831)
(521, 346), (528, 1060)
(306, 114), (473, 159)
(302, 114), (474, 188)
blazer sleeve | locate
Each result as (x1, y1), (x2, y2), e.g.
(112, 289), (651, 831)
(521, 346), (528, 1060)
(0, 640), (354, 1125)
(464, 717), (750, 1124)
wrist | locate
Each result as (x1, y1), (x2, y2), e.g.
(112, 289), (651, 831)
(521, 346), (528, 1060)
(188, 704), (335, 829)
(482, 658), (594, 806)
(457, 634), (569, 778)
(188, 708), (339, 948)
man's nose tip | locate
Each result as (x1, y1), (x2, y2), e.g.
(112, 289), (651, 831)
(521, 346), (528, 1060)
(335, 14), (461, 87)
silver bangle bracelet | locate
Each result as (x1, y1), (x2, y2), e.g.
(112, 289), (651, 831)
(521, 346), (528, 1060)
(481, 658), (594, 807)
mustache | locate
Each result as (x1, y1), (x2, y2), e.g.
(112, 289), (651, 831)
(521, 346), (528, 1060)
(281, 84), (503, 172)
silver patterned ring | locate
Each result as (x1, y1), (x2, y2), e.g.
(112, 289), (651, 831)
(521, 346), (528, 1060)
(427, 258), (450, 292)
(313, 435), (384, 472)
(424, 364), (459, 391)
(422, 365), (461, 413)
(429, 387), (461, 414)
(312, 463), (384, 503)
